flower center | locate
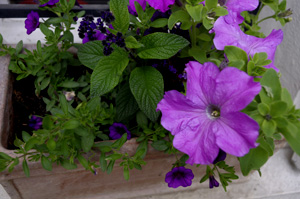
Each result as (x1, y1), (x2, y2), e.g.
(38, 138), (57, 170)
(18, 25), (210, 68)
(207, 105), (221, 119)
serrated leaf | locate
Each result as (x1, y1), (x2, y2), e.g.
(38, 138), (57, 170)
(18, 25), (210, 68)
(91, 48), (129, 97)
(138, 32), (189, 59)
(77, 41), (104, 69)
(129, 66), (164, 122)
(116, 83), (139, 121)
(110, 0), (130, 34)
(125, 36), (143, 49)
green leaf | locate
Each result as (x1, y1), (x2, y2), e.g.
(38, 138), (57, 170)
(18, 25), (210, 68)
(281, 88), (293, 111)
(0, 152), (12, 161)
(262, 119), (277, 137)
(278, 0), (286, 11)
(77, 41), (105, 70)
(77, 154), (89, 170)
(125, 36), (143, 49)
(22, 159), (30, 177)
(281, 122), (300, 155)
(213, 6), (228, 16)
(22, 131), (31, 142)
(60, 81), (80, 88)
(168, 10), (192, 30)
(99, 153), (107, 172)
(47, 138), (56, 151)
(62, 160), (77, 170)
(39, 24), (52, 37)
(46, 17), (64, 24)
(40, 77), (51, 90)
(123, 166), (130, 181)
(110, 0), (130, 34)
(138, 32), (189, 59)
(257, 136), (274, 156)
(258, 103), (270, 116)
(186, 4), (203, 21)
(270, 101), (287, 118)
(150, 18), (168, 28)
(151, 140), (168, 151)
(205, 0), (218, 10)
(188, 47), (207, 63)
(81, 134), (95, 152)
(41, 156), (52, 171)
(24, 137), (39, 151)
(42, 116), (54, 130)
(136, 111), (148, 128)
(59, 94), (68, 115)
(74, 126), (89, 137)
(224, 46), (248, 71)
(91, 48), (129, 96)
(15, 40), (23, 55)
(106, 154), (123, 161)
(107, 160), (115, 174)
(129, 66), (164, 122)
(111, 133), (128, 149)
(0, 34), (3, 46)
(63, 119), (80, 129)
(116, 83), (139, 121)
(239, 146), (269, 176)
(259, 69), (281, 104)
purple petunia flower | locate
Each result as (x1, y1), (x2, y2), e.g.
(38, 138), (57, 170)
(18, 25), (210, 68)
(147, 0), (175, 12)
(109, 123), (131, 140)
(39, 0), (59, 7)
(129, 0), (147, 14)
(157, 61), (261, 165)
(212, 15), (283, 71)
(165, 166), (194, 188)
(209, 175), (219, 189)
(29, 115), (43, 130)
(25, 11), (40, 35)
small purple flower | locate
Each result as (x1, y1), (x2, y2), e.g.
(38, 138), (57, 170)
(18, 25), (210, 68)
(157, 61), (261, 165)
(109, 123), (131, 140)
(39, 0), (59, 7)
(25, 11), (40, 35)
(209, 175), (219, 189)
(29, 115), (43, 130)
(165, 166), (194, 188)
(75, 0), (82, 8)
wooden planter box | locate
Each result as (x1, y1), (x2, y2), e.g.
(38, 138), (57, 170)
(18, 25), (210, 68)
(0, 47), (287, 199)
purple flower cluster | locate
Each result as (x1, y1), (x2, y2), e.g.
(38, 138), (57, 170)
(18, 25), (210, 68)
(25, 11), (40, 35)
(29, 115), (43, 131)
(129, 0), (175, 13)
(165, 166), (194, 188)
(102, 32), (125, 56)
(157, 61), (261, 165)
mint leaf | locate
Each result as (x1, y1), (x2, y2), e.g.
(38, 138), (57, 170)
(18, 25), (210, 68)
(116, 83), (139, 121)
(110, 0), (130, 34)
(129, 66), (164, 122)
(138, 33), (189, 59)
(77, 41), (104, 70)
(91, 48), (129, 96)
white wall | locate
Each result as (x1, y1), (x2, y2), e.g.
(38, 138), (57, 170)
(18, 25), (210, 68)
(260, 0), (300, 98)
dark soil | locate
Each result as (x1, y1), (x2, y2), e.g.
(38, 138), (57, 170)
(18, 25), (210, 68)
(7, 73), (47, 149)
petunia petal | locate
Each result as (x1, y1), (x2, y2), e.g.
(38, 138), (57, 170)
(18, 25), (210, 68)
(185, 61), (220, 106)
(146, 0), (175, 12)
(129, 0), (147, 13)
(173, 120), (219, 165)
(215, 112), (259, 157)
(213, 67), (261, 113)
(157, 90), (205, 135)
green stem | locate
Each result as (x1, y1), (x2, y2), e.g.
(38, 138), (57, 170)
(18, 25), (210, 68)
(189, 21), (197, 48)
(256, 15), (275, 25)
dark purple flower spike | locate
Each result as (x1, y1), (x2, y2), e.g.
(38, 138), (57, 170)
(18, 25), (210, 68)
(29, 115), (43, 131)
(25, 11), (40, 35)
(109, 123), (131, 140)
(165, 166), (194, 188)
